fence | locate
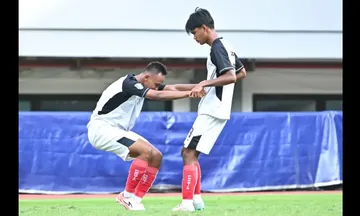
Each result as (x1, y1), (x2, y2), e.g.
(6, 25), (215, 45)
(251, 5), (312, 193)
(19, 111), (342, 194)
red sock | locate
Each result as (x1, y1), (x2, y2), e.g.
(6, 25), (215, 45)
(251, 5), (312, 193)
(125, 158), (148, 193)
(134, 166), (159, 198)
(182, 164), (198, 200)
(194, 162), (201, 195)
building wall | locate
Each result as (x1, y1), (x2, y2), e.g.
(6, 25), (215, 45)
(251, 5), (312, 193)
(241, 68), (342, 112)
(19, 66), (342, 112)
(19, 67), (194, 112)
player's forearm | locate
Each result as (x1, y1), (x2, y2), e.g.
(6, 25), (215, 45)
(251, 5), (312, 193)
(174, 84), (197, 91)
(236, 68), (247, 80)
(200, 71), (236, 87)
(165, 84), (196, 91)
(147, 90), (190, 100)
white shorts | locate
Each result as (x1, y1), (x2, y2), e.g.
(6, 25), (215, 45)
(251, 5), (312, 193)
(87, 120), (147, 161)
(184, 114), (227, 154)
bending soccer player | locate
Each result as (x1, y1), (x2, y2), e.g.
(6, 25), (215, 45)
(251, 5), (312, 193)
(168, 8), (246, 211)
(86, 61), (204, 211)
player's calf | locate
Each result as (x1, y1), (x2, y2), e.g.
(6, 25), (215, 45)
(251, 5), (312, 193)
(122, 139), (162, 199)
(121, 140), (162, 205)
(132, 148), (162, 203)
(176, 147), (200, 210)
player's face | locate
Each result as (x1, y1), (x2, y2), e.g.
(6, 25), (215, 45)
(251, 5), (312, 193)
(191, 26), (208, 45)
(143, 73), (165, 90)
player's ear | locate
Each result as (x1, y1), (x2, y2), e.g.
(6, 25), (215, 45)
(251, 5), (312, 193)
(201, 25), (207, 32)
(144, 74), (150, 81)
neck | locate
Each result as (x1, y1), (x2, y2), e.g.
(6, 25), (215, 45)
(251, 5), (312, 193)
(206, 30), (219, 46)
(135, 73), (145, 83)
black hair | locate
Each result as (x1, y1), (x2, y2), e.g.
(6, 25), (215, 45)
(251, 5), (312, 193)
(144, 61), (168, 75)
(185, 7), (214, 34)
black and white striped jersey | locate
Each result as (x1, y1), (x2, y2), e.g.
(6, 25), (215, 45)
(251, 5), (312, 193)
(87, 74), (149, 131)
(198, 37), (243, 120)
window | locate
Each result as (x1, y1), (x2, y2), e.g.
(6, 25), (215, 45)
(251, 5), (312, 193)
(255, 99), (316, 112)
(19, 100), (31, 111)
(142, 99), (172, 112)
(39, 100), (97, 111)
(19, 95), (98, 112)
(325, 100), (342, 111)
(253, 94), (342, 112)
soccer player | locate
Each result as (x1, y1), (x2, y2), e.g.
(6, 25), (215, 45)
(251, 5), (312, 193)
(86, 61), (204, 211)
(168, 8), (247, 211)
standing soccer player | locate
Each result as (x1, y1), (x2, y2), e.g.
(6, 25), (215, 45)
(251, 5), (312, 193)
(169, 8), (247, 211)
(86, 61), (203, 211)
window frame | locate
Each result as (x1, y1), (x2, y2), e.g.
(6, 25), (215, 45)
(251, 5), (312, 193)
(253, 94), (342, 112)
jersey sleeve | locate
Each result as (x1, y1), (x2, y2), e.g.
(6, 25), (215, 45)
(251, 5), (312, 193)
(122, 78), (150, 97)
(234, 52), (245, 74)
(210, 44), (235, 75)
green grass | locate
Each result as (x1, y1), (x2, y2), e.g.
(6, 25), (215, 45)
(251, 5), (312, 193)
(19, 193), (342, 216)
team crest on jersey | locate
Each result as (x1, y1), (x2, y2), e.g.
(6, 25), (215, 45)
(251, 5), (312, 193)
(134, 83), (144, 90)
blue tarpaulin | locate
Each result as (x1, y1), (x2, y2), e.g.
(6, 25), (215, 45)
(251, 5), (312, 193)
(18, 111), (343, 194)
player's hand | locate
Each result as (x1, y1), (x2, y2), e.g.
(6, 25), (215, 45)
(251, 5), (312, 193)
(190, 83), (206, 98)
(190, 89), (206, 98)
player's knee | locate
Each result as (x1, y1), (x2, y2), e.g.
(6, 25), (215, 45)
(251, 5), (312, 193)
(141, 146), (162, 163)
(140, 147), (155, 162)
(151, 148), (163, 163)
(182, 148), (197, 163)
(181, 147), (186, 157)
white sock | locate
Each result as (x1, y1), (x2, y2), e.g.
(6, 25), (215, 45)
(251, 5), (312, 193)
(181, 199), (194, 207)
(193, 194), (203, 203)
(123, 190), (133, 198)
(133, 195), (142, 203)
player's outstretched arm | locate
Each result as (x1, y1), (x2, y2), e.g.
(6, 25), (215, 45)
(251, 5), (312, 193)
(144, 89), (195, 101)
(162, 84), (197, 91)
(123, 78), (201, 101)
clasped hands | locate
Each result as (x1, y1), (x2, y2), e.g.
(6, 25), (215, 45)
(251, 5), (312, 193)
(189, 81), (207, 98)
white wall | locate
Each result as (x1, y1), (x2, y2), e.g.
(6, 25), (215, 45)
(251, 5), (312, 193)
(19, 68), (193, 93)
(19, 31), (342, 59)
(19, 0), (341, 31)
(241, 68), (343, 112)
(19, 0), (342, 59)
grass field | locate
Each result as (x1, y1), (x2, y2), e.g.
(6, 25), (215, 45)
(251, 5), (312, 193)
(19, 192), (342, 216)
